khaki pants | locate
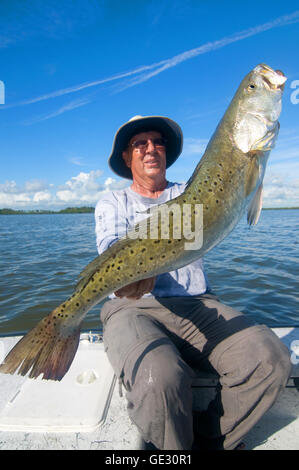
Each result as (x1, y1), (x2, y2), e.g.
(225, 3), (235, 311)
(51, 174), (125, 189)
(100, 294), (291, 450)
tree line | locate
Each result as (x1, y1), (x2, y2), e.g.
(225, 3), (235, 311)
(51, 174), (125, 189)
(0, 207), (95, 215)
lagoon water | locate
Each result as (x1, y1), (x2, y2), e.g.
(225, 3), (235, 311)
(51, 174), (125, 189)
(0, 210), (298, 335)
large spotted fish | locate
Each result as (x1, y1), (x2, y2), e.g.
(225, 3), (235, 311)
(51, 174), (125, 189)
(0, 64), (286, 380)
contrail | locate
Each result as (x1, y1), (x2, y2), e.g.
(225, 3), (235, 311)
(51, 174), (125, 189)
(116, 9), (299, 91)
(2, 10), (299, 108)
(1, 64), (160, 109)
(22, 97), (91, 125)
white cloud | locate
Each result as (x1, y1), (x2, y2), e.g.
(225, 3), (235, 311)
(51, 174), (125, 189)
(57, 171), (128, 204)
(183, 138), (209, 155)
(104, 177), (114, 186)
(69, 156), (85, 166)
(179, 125), (299, 208)
(0, 180), (20, 194)
(261, 126), (299, 207)
(0, 170), (130, 209)
(0, 179), (49, 199)
(56, 170), (104, 203)
(263, 162), (299, 207)
(33, 191), (52, 202)
(0, 192), (31, 206)
(64, 170), (103, 191)
(1, 135), (298, 210)
(56, 190), (76, 202)
(24, 180), (49, 192)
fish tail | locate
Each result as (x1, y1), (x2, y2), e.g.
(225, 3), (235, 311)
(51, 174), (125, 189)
(0, 311), (81, 381)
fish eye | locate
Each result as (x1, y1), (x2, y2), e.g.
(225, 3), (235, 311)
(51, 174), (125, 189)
(248, 84), (256, 89)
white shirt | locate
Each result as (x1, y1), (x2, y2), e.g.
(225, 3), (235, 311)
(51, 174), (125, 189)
(94, 182), (209, 297)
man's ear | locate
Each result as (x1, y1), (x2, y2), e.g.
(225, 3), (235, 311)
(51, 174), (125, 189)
(122, 150), (131, 168)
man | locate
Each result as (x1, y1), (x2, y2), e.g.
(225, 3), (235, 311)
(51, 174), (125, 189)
(95, 115), (291, 450)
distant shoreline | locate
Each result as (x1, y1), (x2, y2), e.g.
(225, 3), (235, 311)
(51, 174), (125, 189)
(0, 207), (95, 215)
(263, 207), (299, 210)
(0, 206), (298, 215)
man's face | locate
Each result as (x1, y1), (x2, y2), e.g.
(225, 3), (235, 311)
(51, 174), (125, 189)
(122, 130), (167, 180)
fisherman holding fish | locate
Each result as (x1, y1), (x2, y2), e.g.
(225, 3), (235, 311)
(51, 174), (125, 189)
(0, 64), (292, 450)
(96, 67), (291, 450)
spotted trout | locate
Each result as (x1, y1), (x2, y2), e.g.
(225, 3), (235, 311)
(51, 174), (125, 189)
(0, 64), (286, 380)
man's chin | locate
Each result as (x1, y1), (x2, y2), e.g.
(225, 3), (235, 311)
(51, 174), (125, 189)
(145, 171), (163, 180)
(144, 165), (164, 175)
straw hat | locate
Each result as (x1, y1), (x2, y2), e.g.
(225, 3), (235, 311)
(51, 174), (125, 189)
(108, 115), (183, 179)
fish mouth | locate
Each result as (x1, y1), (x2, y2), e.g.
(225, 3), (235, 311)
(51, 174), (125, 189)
(255, 63), (287, 90)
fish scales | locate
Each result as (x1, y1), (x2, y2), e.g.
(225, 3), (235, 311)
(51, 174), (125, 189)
(0, 63), (286, 380)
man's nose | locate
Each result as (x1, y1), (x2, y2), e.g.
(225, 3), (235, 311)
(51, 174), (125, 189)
(146, 139), (155, 151)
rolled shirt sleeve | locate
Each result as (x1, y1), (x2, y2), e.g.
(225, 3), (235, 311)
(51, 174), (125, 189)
(95, 194), (128, 255)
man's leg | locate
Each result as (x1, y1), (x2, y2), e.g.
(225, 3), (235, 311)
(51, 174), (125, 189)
(101, 296), (291, 450)
(124, 337), (195, 450)
(179, 297), (292, 450)
(101, 299), (196, 450)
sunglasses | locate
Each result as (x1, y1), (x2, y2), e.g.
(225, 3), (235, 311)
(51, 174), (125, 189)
(130, 137), (167, 151)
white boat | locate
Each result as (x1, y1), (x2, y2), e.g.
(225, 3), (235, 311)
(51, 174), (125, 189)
(0, 327), (298, 450)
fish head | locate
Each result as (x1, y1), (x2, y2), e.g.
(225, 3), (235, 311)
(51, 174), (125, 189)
(245, 64), (286, 121)
(233, 64), (287, 154)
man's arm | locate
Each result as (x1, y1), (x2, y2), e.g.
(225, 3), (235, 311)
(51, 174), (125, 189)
(95, 197), (126, 254)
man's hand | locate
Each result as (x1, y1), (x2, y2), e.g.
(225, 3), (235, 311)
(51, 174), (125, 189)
(114, 277), (156, 300)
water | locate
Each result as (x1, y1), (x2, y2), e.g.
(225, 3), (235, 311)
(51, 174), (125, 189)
(0, 210), (298, 335)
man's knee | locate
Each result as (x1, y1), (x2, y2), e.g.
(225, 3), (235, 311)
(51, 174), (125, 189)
(256, 328), (292, 387)
(138, 348), (193, 396)
(125, 347), (194, 450)
(218, 325), (292, 388)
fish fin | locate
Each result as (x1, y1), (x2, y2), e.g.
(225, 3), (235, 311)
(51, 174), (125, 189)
(0, 312), (80, 381)
(76, 255), (104, 292)
(247, 183), (263, 226)
(245, 154), (260, 198)
(251, 123), (280, 152)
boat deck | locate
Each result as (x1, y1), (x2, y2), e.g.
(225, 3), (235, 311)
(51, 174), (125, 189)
(0, 328), (298, 451)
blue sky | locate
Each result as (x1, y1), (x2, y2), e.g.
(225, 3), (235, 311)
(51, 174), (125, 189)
(0, 0), (299, 209)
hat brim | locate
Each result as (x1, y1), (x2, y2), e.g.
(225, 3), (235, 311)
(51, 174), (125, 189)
(108, 116), (183, 180)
